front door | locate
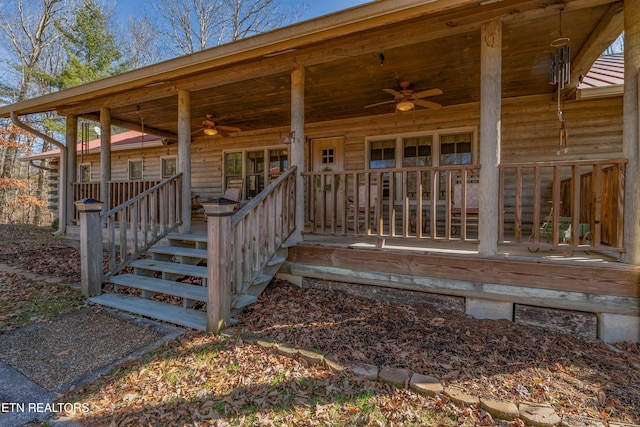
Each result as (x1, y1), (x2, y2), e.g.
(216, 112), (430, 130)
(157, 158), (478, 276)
(311, 137), (345, 226)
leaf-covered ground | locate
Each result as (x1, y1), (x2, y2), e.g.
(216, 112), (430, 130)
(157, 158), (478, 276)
(0, 224), (85, 332)
(1, 224), (639, 426)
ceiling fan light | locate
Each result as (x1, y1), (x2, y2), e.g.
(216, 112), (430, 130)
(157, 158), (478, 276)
(396, 100), (414, 112)
(203, 127), (218, 136)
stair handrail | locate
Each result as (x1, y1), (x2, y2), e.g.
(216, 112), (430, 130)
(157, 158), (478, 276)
(102, 173), (183, 281)
(230, 166), (296, 294)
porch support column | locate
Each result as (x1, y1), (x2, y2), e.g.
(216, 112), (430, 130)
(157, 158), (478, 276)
(66, 114), (77, 226)
(622, 0), (640, 265)
(178, 89), (192, 233)
(291, 63), (305, 240)
(478, 20), (502, 256)
(100, 107), (112, 214)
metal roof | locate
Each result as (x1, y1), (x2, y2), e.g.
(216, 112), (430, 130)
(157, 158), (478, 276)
(578, 53), (624, 89)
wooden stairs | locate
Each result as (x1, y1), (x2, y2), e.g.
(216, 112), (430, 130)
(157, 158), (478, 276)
(89, 233), (291, 331)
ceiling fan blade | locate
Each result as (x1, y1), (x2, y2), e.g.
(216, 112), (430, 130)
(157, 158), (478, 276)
(365, 100), (397, 108)
(412, 88), (443, 99)
(202, 119), (217, 127)
(382, 88), (404, 98)
(218, 130), (230, 137)
(217, 125), (241, 132)
(414, 99), (442, 110)
(191, 128), (204, 135)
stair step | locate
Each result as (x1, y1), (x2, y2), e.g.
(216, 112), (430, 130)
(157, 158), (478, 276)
(267, 256), (286, 266)
(110, 274), (207, 302)
(167, 233), (208, 243)
(130, 259), (207, 278)
(233, 294), (258, 309)
(252, 274), (271, 286)
(89, 293), (207, 330)
(282, 239), (297, 248)
(149, 246), (207, 259)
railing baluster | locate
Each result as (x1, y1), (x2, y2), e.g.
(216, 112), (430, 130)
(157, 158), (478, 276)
(593, 164), (603, 246)
(571, 165), (581, 246)
(515, 167), (522, 243)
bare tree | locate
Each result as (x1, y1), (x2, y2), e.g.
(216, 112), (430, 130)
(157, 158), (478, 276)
(144, 0), (306, 58)
(0, 0), (71, 225)
(603, 32), (624, 55)
(120, 17), (162, 69)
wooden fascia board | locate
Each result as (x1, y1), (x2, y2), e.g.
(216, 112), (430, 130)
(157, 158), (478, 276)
(0, 0), (481, 118)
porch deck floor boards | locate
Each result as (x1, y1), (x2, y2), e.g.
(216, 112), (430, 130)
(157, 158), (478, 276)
(65, 224), (621, 267)
(300, 233), (622, 266)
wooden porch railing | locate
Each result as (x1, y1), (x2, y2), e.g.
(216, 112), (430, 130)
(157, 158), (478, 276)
(72, 179), (162, 222)
(499, 159), (626, 254)
(206, 166), (296, 332)
(230, 166), (296, 297)
(303, 165), (481, 241)
(102, 174), (182, 281)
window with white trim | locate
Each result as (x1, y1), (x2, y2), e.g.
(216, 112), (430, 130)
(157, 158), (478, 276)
(161, 156), (177, 179)
(223, 146), (289, 199)
(78, 163), (91, 182)
(367, 128), (476, 200)
(129, 160), (143, 180)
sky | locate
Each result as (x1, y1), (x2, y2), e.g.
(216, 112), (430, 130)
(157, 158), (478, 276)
(114, 0), (372, 23)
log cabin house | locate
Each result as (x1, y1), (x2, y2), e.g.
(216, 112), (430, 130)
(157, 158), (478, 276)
(4, 0), (640, 341)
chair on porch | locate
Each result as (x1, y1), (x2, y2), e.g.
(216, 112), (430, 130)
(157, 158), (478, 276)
(451, 182), (479, 233)
(348, 184), (379, 232)
(191, 180), (244, 220)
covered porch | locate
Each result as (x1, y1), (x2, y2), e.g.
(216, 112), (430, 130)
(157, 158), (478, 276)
(3, 0), (640, 340)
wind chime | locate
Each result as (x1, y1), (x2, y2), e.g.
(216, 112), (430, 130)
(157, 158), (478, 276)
(549, 8), (571, 149)
(80, 120), (90, 164)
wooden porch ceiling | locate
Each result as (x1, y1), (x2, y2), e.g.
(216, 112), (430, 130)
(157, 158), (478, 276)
(4, 0), (622, 139)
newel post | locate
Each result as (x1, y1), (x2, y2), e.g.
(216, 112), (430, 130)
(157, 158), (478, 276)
(75, 198), (104, 297)
(204, 203), (233, 334)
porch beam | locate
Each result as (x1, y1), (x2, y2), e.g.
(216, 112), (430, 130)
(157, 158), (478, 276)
(66, 114), (77, 226)
(622, 0), (640, 265)
(291, 63), (305, 240)
(100, 107), (112, 213)
(478, 20), (502, 256)
(178, 89), (192, 233)
(564, 1), (624, 100)
(80, 113), (178, 142)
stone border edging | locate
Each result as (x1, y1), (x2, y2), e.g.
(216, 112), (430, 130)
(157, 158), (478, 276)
(223, 329), (638, 427)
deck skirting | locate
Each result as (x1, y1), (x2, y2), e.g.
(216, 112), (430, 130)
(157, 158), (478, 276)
(285, 243), (640, 342)
(290, 262), (640, 316)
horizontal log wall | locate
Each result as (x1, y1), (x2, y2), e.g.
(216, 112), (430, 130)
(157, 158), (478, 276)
(70, 94), (623, 223)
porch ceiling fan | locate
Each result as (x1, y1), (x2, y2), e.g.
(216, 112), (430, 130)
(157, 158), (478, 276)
(193, 114), (241, 137)
(365, 81), (443, 112)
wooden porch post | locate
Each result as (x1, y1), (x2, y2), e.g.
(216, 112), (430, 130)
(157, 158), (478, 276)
(205, 209), (231, 334)
(76, 199), (104, 297)
(100, 107), (112, 213)
(178, 89), (192, 233)
(478, 20), (502, 256)
(291, 63), (305, 240)
(66, 114), (77, 226)
(622, 0), (640, 265)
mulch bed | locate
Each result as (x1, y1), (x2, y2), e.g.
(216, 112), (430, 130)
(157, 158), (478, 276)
(237, 279), (640, 424)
